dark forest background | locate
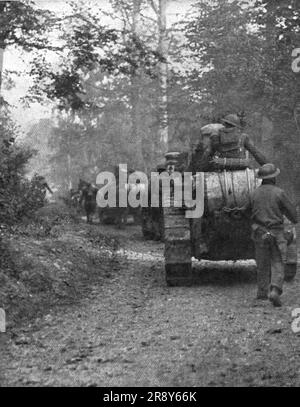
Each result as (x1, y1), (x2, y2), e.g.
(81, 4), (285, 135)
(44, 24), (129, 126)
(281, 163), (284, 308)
(0, 0), (300, 222)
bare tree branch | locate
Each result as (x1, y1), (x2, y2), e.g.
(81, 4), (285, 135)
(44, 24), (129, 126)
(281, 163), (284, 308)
(140, 12), (157, 24)
(148, 0), (158, 15)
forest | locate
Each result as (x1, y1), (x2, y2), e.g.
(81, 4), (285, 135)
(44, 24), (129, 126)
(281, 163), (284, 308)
(1, 0), (300, 388)
(0, 0), (299, 214)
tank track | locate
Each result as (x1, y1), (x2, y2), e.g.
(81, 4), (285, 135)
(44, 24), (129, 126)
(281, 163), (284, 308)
(163, 206), (193, 286)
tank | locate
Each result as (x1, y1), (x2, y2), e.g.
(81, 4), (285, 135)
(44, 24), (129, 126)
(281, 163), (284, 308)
(161, 152), (298, 286)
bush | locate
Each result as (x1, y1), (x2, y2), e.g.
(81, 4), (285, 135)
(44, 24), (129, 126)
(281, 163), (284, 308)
(0, 112), (48, 224)
(0, 152), (48, 224)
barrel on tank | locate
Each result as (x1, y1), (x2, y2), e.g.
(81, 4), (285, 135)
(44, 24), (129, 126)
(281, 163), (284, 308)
(204, 168), (260, 213)
(163, 167), (259, 285)
(193, 169), (260, 261)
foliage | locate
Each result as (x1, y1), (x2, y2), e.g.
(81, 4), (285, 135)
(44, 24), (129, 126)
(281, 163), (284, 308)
(3, 0), (300, 202)
(178, 0), (300, 197)
(0, 112), (48, 224)
(27, 1), (162, 111)
(0, 0), (53, 50)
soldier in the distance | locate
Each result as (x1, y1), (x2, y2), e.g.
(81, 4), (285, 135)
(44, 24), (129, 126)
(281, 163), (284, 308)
(32, 174), (53, 200)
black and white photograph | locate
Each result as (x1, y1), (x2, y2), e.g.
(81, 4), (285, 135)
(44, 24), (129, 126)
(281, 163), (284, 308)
(0, 0), (300, 388)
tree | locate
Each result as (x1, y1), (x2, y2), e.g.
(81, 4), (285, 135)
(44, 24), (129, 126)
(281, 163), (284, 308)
(111, 0), (146, 168)
(157, 0), (169, 154)
(25, 118), (55, 181)
(26, 0), (170, 175)
(179, 0), (299, 197)
(254, 0), (300, 196)
(0, 0), (53, 99)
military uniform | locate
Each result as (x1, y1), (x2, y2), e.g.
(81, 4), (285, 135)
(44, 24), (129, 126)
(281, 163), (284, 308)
(33, 174), (53, 195)
(248, 164), (298, 306)
(189, 114), (268, 172)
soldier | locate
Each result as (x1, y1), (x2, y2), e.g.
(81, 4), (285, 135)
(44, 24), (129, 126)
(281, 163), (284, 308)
(189, 114), (268, 172)
(31, 174), (53, 207)
(247, 163), (298, 306)
(78, 179), (98, 224)
(188, 123), (224, 173)
(33, 174), (53, 196)
(69, 188), (81, 209)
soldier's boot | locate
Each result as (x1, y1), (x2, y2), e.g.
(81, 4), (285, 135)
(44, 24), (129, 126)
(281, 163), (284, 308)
(268, 286), (282, 307)
(256, 268), (270, 300)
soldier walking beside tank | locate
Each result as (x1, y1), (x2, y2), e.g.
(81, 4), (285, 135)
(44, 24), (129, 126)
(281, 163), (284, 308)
(246, 163), (298, 307)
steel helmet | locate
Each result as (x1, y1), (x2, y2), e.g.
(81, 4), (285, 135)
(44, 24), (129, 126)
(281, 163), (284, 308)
(256, 163), (280, 179)
(221, 114), (242, 128)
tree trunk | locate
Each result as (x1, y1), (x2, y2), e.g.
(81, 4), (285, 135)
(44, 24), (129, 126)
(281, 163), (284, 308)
(260, 115), (274, 159)
(264, 0), (277, 157)
(129, 0), (144, 169)
(0, 2), (6, 102)
(0, 46), (4, 96)
(67, 153), (72, 190)
(157, 0), (169, 156)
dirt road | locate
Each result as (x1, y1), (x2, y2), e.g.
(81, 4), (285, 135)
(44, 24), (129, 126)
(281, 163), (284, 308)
(1, 223), (300, 386)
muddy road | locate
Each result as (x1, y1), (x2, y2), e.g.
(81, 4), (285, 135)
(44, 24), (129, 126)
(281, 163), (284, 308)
(1, 223), (300, 387)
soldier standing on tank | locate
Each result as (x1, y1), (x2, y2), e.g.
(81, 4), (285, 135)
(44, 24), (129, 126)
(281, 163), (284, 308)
(246, 163), (298, 307)
(189, 114), (268, 172)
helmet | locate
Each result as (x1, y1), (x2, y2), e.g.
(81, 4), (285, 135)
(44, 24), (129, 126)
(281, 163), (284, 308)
(221, 114), (241, 128)
(256, 163), (280, 179)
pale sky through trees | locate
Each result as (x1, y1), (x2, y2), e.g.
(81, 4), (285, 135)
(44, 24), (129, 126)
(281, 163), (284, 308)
(2, 0), (193, 131)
